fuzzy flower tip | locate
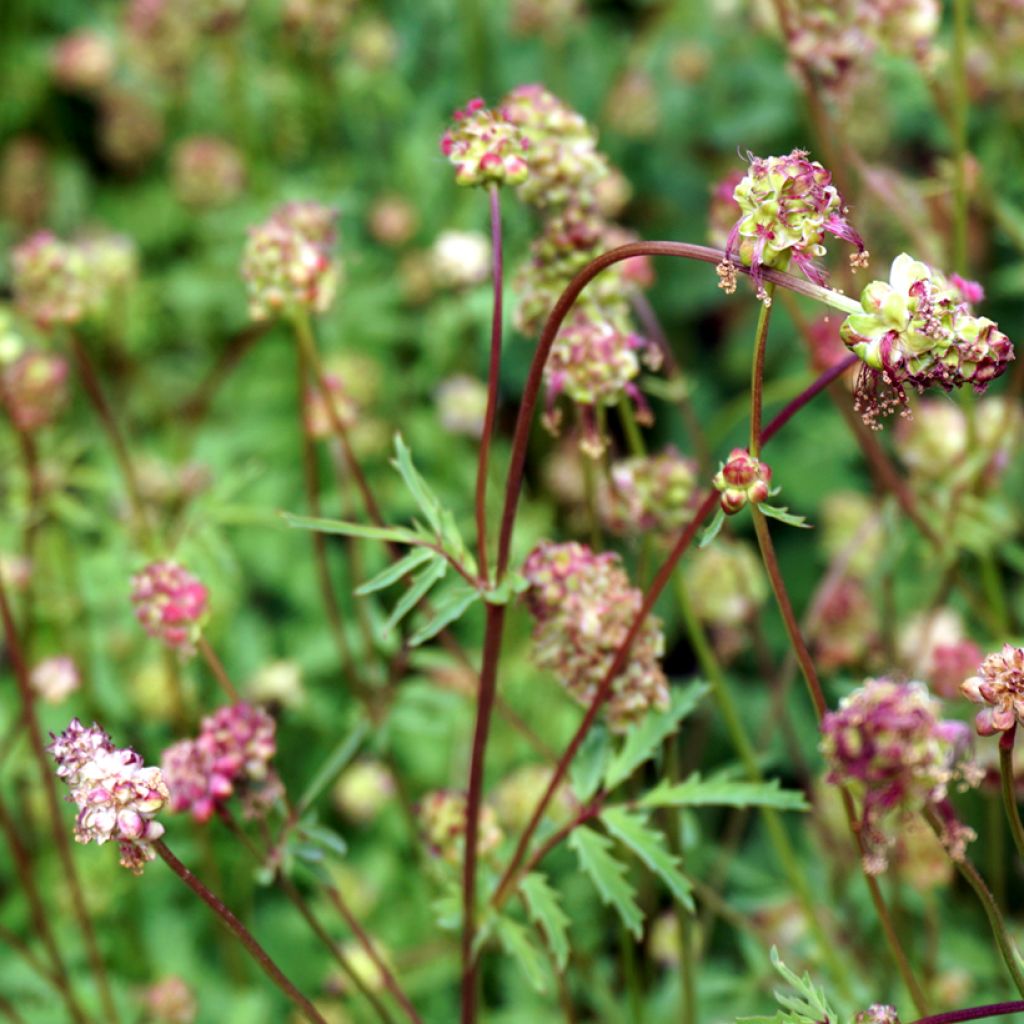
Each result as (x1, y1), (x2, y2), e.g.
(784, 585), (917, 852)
(131, 561), (209, 654)
(841, 253), (1014, 428)
(820, 678), (978, 873)
(712, 447), (772, 514)
(241, 201), (340, 321)
(162, 702), (279, 823)
(725, 148), (866, 300)
(961, 644), (1024, 736)
(440, 97), (529, 189)
(48, 719), (168, 874)
(522, 541), (669, 731)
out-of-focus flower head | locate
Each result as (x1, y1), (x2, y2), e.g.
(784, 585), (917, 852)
(242, 201), (340, 321)
(0, 136), (50, 229)
(431, 229), (491, 289)
(599, 447), (698, 538)
(30, 656), (80, 704)
(821, 678), (977, 873)
(856, 1006), (901, 1024)
(51, 30), (116, 93)
(1, 349), (69, 431)
(811, 576), (879, 673)
(522, 541), (669, 731)
(962, 644), (1024, 736)
(492, 763), (574, 831)
(131, 561), (209, 654)
(332, 760), (395, 823)
(898, 608), (977, 699)
(48, 719), (168, 874)
(98, 89), (165, 170)
(367, 194), (419, 247)
(713, 447), (772, 514)
(435, 374), (488, 439)
(841, 253), (1014, 428)
(820, 491), (884, 580)
(418, 790), (502, 865)
(508, 0), (582, 38)
(247, 660), (305, 709)
(440, 97), (530, 189)
(682, 538), (767, 629)
(140, 976), (198, 1024)
(171, 137), (245, 208)
(604, 70), (660, 139)
(161, 702), (278, 822)
(11, 232), (90, 328)
(282, 0), (355, 53)
(725, 148), (867, 300)
(302, 372), (358, 440)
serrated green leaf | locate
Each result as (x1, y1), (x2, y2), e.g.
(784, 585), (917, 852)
(495, 916), (549, 993)
(296, 716), (370, 815)
(699, 507), (726, 547)
(391, 434), (443, 536)
(408, 584), (480, 646)
(570, 725), (610, 803)
(520, 873), (570, 972)
(600, 807), (694, 911)
(736, 947), (838, 1024)
(604, 682), (709, 791)
(381, 557), (447, 634)
(759, 504), (812, 529)
(281, 511), (419, 544)
(638, 774), (809, 811)
(355, 547), (437, 595)
(568, 826), (643, 939)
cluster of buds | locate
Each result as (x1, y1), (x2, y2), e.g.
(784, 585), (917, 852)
(841, 253), (1014, 427)
(1, 349), (69, 431)
(599, 447), (699, 537)
(712, 448), (772, 514)
(543, 313), (660, 457)
(131, 561), (209, 654)
(48, 719), (168, 874)
(171, 137), (246, 208)
(522, 541), (669, 731)
(30, 656), (81, 704)
(417, 790), (502, 865)
(242, 201), (340, 321)
(820, 678), (977, 873)
(961, 645), (1024, 736)
(724, 148), (867, 300)
(161, 702), (278, 822)
(11, 230), (137, 329)
(440, 98), (529, 188)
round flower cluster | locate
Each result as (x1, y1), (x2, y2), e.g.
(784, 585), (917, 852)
(961, 644), (1024, 736)
(856, 1006), (901, 1024)
(48, 719), (168, 874)
(417, 790), (503, 866)
(1, 349), (69, 431)
(131, 561), (209, 654)
(712, 448), (772, 514)
(682, 539), (767, 629)
(522, 541), (669, 731)
(303, 371), (358, 440)
(811, 577), (879, 673)
(431, 229), (492, 289)
(241, 201), (340, 321)
(821, 678), (976, 873)
(599, 447), (699, 537)
(435, 374), (488, 439)
(30, 655), (80, 704)
(171, 136), (245, 208)
(841, 253), (1014, 427)
(50, 30), (116, 93)
(161, 702), (278, 823)
(725, 148), (866, 300)
(440, 98), (529, 189)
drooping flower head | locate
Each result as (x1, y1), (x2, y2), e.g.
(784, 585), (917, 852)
(821, 678), (976, 873)
(725, 148), (866, 300)
(599, 448), (699, 538)
(522, 541), (669, 731)
(131, 561), (209, 654)
(840, 253), (1014, 428)
(712, 448), (772, 514)
(161, 702), (278, 822)
(961, 644), (1024, 736)
(48, 719), (168, 874)
(1, 349), (69, 431)
(241, 201), (339, 321)
(417, 789), (502, 865)
(440, 97), (529, 189)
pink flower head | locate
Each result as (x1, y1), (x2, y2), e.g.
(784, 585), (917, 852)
(48, 719), (168, 874)
(131, 561), (209, 654)
(1, 350), (69, 431)
(440, 97), (530, 188)
(599, 448), (699, 538)
(962, 644), (1024, 736)
(161, 702), (278, 822)
(712, 448), (772, 514)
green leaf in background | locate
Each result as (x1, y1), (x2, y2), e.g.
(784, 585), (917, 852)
(639, 774), (809, 811)
(570, 725), (611, 803)
(280, 511), (419, 544)
(600, 807), (694, 912)
(603, 681), (709, 791)
(391, 433), (444, 536)
(739, 946), (838, 1024)
(355, 546), (437, 595)
(408, 583), (481, 646)
(296, 715), (370, 815)
(495, 915), (549, 993)
(381, 556), (447, 635)
(568, 826), (643, 940)
(520, 873), (571, 972)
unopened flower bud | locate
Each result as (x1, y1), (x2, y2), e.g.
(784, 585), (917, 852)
(713, 448), (772, 514)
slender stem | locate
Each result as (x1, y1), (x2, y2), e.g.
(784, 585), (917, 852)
(618, 394), (646, 457)
(196, 636), (241, 702)
(154, 840), (328, 1024)
(475, 185), (504, 582)
(0, 571), (119, 1023)
(911, 1002), (1024, 1024)
(999, 727), (1024, 862)
(749, 284), (776, 457)
(951, 0), (970, 273)
(678, 911), (696, 1024)
(460, 602), (505, 1024)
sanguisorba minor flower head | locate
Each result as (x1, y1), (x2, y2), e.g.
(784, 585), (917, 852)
(522, 540), (669, 731)
(131, 560), (209, 654)
(242, 200), (339, 322)
(599, 447), (699, 538)
(48, 719), (168, 874)
(961, 644), (1024, 736)
(440, 97), (529, 189)
(1, 349), (69, 431)
(820, 678), (977, 873)
(840, 252), (1014, 427)
(725, 148), (867, 300)
(418, 789), (503, 866)
(161, 702), (278, 822)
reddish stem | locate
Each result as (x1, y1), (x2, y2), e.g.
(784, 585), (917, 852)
(911, 1003), (1024, 1024)
(197, 636), (241, 702)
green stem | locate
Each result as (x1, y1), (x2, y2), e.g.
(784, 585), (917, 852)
(952, 0), (970, 273)
(749, 283), (776, 457)
(618, 395), (646, 457)
(999, 728), (1024, 863)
